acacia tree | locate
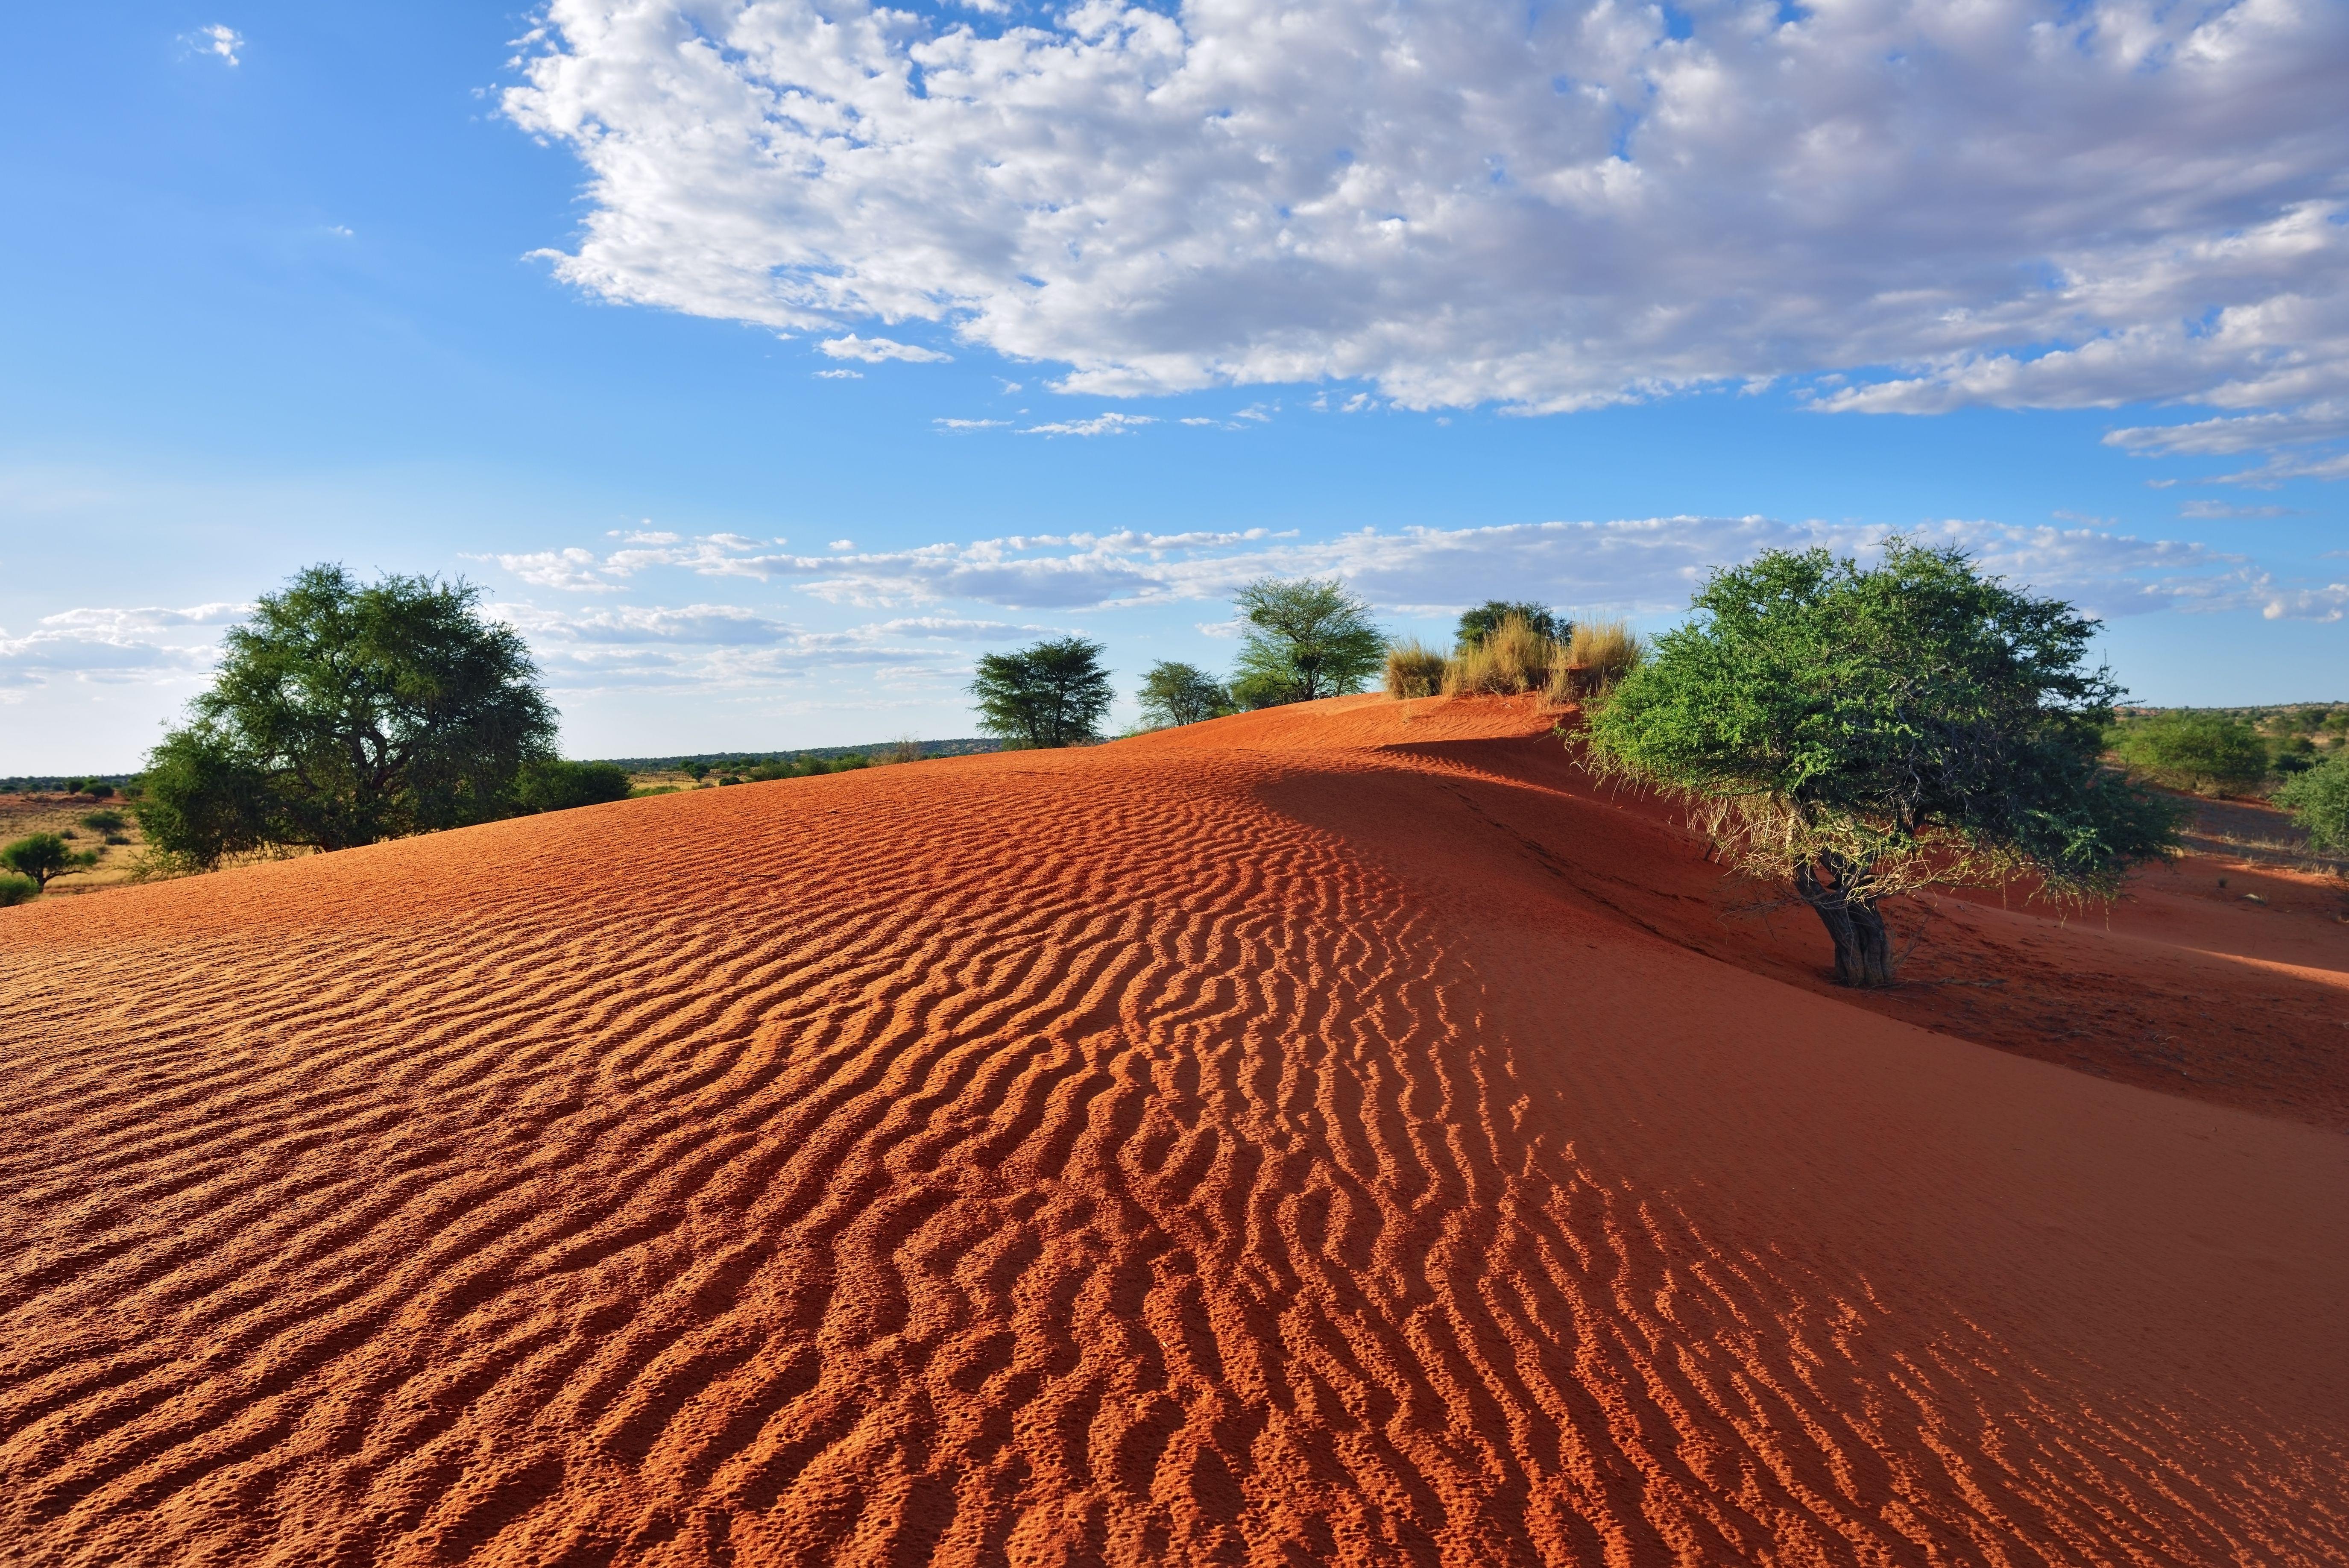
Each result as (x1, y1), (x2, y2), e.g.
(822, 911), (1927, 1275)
(970, 636), (1113, 747)
(1457, 600), (1568, 648)
(138, 565), (557, 866)
(0, 833), (97, 891)
(1230, 577), (1383, 708)
(1583, 541), (2181, 987)
(1136, 662), (1233, 728)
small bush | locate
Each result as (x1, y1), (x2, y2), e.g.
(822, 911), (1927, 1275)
(0, 874), (37, 906)
(2112, 712), (2268, 796)
(1383, 640), (1448, 698)
(2274, 751), (2349, 853)
(2, 833), (98, 890)
(514, 758), (635, 813)
(1444, 614), (1561, 696)
(103, 832), (132, 845)
(79, 809), (127, 832)
(85, 783), (114, 800)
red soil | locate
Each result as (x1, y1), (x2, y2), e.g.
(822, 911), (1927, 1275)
(3, 695), (2344, 1565)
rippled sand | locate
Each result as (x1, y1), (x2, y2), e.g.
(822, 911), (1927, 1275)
(4, 695), (2343, 1565)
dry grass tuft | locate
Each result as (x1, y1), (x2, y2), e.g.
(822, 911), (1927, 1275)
(1384, 640), (1450, 698)
(1549, 619), (1643, 703)
(1444, 613), (1561, 696)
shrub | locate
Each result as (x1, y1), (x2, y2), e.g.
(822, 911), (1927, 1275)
(683, 760), (711, 781)
(1, 833), (99, 891)
(80, 809), (128, 832)
(1583, 540), (2180, 987)
(514, 758), (634, 813)
(2112, 712), (2269, 796)
(2274, 750), (2349, 853)
(1230, 577), (1384, 707)
(103, 833), (132, 846)
(85, 783), (115, 800)
(1456, 601), (1568, 648)
(1382, 640), (1449, 699)
(1137, 662), (1234, 727)
(0, 874), (36, 907)
(972, 636), (1114, 747)
(1444, 614), (1560, 696)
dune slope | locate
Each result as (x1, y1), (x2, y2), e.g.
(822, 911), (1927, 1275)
(3, 697), (2345, 1566)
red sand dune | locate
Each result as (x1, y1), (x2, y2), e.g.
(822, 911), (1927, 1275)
(3, 695), (2345, 1566)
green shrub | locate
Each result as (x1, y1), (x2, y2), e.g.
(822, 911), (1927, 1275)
(79, 809), (127, 832)
(103, 833), (132, 846)
(2274, 751), (2349, 853)
(2112, 712), (2269, 796)
(1382, 640), (1449, 699)
(513, 759), (634, 813)
(1, 833), (99, 890)
(0, 874), (36, 907)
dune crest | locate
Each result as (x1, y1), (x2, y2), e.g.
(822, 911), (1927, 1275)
(4, 696), (2344, 1565)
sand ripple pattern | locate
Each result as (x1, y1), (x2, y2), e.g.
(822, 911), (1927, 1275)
(2, 714), (2343, 1565)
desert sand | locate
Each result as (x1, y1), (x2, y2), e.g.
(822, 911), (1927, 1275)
(3, 695), (2345, 1565)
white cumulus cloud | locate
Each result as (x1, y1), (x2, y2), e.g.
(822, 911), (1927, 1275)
(187, 23), (242, 65)
(818, 334), (951, 364)
(505, 0), (2349, 454)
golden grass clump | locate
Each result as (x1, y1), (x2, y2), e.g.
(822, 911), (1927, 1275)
(1444, 613), (1560, 696)
(1384, 640), (1450, 698)
(1546, 618), (1643, 704)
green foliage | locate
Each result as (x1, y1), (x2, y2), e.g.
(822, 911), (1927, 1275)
(683, 760), (711, 780)
(1230, 577), (1384, 708)
(2, 832), (99, 890)
(2274, 750), (2349, 853)
(0, 874), (36, 907)
(514, 759), (634, 813)
(1136, 662), (1233, 728)
(1583, 540), (2182, 985)
(84, 783), (114, 800)
(2110, 712), (2269, 796)
(137, 565), (557, 867)
(971, 636), (1114, 747)
(1457, 600), (1568, 648)
(79, 809), (127, 832)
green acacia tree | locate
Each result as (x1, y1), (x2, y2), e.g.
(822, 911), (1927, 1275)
(1, 833), (98, 891)
(970, 636), (1114, 747)
(137, 565), (557, 867)
(1230, 577), (1384, 708)
(1583, 540), (2182, 987)
(1136, 662), (1233, 729)
(1456, 600), (1568, 648)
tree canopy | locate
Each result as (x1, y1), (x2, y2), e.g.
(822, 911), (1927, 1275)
(514, 759), (635, 813)
(2274, 750), (2349, 853)
(1457, 600), (1568, 648)
(137, 565), (558, 867)
(1230, 577), (1384, 709)
(2109, 712), (2269, 796)
(970, 636), (1114, 748)
(1, 833), (97, 891)
(1136, 662), (1233, 729)
(1582, 540), (2181, 986)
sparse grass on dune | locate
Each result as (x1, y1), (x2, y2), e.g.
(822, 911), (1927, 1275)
(1382, 639), (1448, 698)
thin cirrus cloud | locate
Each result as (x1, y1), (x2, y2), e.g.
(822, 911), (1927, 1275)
(505, 0), (2349, 475)
(489, 603), (1061, 690)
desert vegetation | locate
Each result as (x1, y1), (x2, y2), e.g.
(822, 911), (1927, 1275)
(1375, 600), (1643, 706)
(1136, 661), (1236, 727)
(1582, 540), (2182, 987)
(971, 636), (1116, 747)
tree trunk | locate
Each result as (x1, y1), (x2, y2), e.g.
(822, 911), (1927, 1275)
(1794, 861), (1898, 987)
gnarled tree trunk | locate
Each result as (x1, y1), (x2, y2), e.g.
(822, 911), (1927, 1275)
(1793, 857), (1897, 987)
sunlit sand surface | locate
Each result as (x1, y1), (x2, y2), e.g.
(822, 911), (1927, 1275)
(4, 696), (2343, 1564)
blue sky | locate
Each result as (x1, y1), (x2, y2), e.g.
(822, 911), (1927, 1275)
(3, 1), (2344, 773)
